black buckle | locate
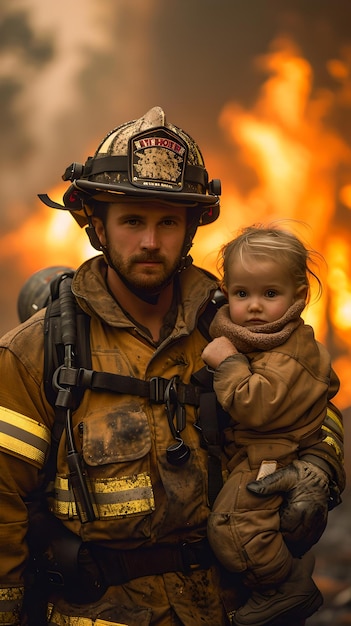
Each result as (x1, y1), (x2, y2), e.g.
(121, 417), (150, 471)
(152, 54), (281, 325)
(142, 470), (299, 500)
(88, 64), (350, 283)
(164, 377), (190, 466)
(47, 569), (65, 587)
(77, 367), (94, 389)
(180, 540), (213, 572)
(53, 365), (79, 390)
(149, 377), (168, 403)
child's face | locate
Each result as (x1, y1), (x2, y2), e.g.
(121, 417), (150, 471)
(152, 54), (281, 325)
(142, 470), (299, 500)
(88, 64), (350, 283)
(225, 254), (306, 327)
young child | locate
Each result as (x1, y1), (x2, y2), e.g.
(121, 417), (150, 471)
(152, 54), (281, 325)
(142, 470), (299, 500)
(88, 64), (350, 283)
(201, 224), (340, 626)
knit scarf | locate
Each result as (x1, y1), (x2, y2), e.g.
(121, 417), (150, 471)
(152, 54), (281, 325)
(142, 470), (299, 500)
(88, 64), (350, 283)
(209, 299), (306, 354)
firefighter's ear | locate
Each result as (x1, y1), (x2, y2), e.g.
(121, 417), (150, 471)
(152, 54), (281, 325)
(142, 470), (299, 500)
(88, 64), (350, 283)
(91, 216), (107, 247)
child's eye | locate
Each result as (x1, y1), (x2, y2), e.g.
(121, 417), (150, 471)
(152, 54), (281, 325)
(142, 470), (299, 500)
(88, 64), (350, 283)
(236, 290), (247, 298)
(266, 290), (277, 298)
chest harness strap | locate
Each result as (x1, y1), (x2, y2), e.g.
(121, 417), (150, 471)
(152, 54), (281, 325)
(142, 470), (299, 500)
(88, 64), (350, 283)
(53, 366), (201, 407)
(44, 273), (226, 523)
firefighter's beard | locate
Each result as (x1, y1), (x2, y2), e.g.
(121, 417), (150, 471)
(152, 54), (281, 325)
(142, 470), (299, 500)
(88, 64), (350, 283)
(104, 244), (182, 295)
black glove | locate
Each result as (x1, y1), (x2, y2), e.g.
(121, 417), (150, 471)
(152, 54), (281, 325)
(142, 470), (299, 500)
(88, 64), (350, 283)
(247, 459), (330, 557)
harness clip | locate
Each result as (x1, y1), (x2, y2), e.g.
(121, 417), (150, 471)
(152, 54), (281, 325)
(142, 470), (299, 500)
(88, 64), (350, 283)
(149, 377), (168, 404)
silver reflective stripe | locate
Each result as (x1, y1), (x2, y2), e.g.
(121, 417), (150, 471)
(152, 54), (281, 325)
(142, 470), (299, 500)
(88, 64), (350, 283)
(0, 406), (50, 468)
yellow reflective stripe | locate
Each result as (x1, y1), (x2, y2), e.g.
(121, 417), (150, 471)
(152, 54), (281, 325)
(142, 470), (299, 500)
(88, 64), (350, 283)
(95, 472), (155, 516)
(0, 587), (23, 600)
(49, 614), (93, 625)
(49, 608), (127, 625)
(0, 407), (50, 468)
(0, 586), (23, 624)
(321, 429), (344, 462)
(95, 621), (128, 626)
(326, 406), (344, 438)
(52, 473), (155, 519)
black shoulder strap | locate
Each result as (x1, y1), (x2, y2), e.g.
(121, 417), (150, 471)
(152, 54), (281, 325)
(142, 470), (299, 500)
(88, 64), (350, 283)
(197, 288), (227, 340)
(193, 288), (229, 506)
(43, 272), (91, 469)
(44, 273), (91, 410)
(41, 273), (92, 493)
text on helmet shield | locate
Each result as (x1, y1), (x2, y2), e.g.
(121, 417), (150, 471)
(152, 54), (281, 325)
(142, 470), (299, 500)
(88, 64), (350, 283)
(129, 127), (188, 191)
(134, 137), (186, 155)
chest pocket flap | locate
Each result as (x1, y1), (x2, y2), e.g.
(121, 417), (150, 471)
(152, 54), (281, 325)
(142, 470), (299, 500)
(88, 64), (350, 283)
(82, 403), (151, 466)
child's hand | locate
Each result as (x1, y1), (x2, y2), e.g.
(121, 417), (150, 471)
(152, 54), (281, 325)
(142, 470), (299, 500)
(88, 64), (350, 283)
(201, 336), (238, 370)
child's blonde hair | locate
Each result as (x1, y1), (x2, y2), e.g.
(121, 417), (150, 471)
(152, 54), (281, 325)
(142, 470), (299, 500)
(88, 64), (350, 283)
(219, 223), (323, 303)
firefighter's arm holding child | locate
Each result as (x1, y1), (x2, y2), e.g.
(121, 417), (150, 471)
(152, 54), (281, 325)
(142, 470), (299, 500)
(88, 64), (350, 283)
(247, 398), (345, 555)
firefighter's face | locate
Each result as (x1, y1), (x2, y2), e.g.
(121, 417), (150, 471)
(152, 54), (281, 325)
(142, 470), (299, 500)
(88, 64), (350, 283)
(92, 201), (187, 293)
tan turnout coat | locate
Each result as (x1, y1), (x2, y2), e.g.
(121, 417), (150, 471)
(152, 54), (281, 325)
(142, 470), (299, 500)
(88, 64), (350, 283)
(0, 255), (344, 625)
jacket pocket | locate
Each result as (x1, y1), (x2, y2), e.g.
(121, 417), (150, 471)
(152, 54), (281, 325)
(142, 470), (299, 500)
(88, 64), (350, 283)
(82, 402), (151, 466)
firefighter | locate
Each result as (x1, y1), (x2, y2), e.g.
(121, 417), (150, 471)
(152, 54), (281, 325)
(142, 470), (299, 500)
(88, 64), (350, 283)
(0, 106), (345, 626)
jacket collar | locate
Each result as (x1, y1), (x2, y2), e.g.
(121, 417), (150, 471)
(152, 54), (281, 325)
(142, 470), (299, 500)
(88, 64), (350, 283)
(72, 255), (218, 335)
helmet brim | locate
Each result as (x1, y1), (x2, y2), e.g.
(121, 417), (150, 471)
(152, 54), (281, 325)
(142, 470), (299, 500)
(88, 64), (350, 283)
(74, 178), (219, 206)
(67, 179), (219, 226)
(39, 179), (220, 228)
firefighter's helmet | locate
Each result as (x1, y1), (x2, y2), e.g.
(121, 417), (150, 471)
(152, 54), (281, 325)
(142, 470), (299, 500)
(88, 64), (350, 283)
(38, 106), (221, 231)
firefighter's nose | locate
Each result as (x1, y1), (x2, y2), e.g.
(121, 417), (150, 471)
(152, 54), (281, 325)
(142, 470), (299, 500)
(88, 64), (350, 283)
(141, 227), (159, 249)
